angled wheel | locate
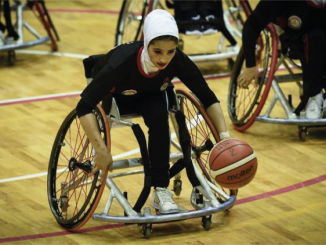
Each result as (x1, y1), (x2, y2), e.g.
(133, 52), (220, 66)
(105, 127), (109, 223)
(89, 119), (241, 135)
(115, 0), (148, 46)
(175, 88), (238, 202)
(225, 0), (252, 31)
(29, 1), (59, 51)
(228, 24), (278, 131)
(47, 105), (110, 231)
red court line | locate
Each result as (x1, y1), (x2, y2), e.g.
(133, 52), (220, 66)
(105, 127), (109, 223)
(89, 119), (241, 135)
(48, 9), (120, 15)
(0, 174), (325, 243)
(0, 224), (127, 243)
(0, 93), (80, 107)
(236, 174), (326, 205)
(0, 74), (230, 107)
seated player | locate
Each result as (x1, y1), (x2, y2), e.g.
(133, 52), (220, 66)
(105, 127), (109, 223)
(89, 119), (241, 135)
(76, 10), (231, 214)
(238, 0), (326, 119)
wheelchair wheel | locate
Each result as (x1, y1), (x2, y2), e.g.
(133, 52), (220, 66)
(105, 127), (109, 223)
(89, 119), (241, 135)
(228, 24), (278, 131)
(225, 0), (252, 31)
(47, 105), (110, 231)
(176, 89), (238, 201)
(29, 1), (59, 51)
(115, 0), (161, 46)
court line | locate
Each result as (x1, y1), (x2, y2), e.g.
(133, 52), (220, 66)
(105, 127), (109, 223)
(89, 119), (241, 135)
(0, 173), (325, 243)
(48, 8), (119, 15)
(0, 91), (81, 107)
(0, 73), (229, 107)
(16, 49), (88, 59)
(0, 149), (140, 183)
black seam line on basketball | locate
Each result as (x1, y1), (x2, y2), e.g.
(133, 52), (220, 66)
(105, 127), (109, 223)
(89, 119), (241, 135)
(217, 168), (257, 184)
(211, 144), (253, 168)
(217, 161), (257, 177)
(217, 169), (257, 184)
(214, 158), (257, 175)
(212, 153), (256, 172)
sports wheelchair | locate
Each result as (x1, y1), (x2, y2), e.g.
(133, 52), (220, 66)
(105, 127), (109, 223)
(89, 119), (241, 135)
(0, 0), (59, 65)
(47, 56), (237, 239)
(227, 24), (326, 141)
(115, 0), (251, 65)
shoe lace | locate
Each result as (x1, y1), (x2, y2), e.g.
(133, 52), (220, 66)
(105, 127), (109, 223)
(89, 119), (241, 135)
(157, 189), (174, 203)
(307, 98), (320, 111)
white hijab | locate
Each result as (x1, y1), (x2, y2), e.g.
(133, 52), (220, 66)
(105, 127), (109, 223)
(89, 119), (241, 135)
(141, 9), (179, 74)
(310, 0), (326, 6)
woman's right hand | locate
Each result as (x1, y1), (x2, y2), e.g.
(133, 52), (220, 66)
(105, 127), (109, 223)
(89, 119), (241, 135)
(237, 66), (259, 89)
(92, 146), (113, 179)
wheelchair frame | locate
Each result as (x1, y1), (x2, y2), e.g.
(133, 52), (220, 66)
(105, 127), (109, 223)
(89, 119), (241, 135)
(0, 0), (59, 65)
(228, 24), (326, 141)
(115, 0), (251, 63)
(48, 87), (237, 238)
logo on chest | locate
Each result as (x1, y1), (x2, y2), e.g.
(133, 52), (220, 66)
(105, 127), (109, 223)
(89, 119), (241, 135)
(288, 15), (302, 30)
(160, 83), (169, 91)
(122, 89), (137, 95)
(160, 77), (170, 91)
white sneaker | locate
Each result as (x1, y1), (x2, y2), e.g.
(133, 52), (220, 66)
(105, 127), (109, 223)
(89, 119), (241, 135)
(306, 91), (324, 119)
(151, 187), (179, 214)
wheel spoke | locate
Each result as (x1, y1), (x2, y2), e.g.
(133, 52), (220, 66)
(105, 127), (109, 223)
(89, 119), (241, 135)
(177, 89), (237, 200)
(48, 107), (109, 230)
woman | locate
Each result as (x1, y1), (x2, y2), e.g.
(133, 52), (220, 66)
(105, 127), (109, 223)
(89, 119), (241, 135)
(76, 9), (230, 214)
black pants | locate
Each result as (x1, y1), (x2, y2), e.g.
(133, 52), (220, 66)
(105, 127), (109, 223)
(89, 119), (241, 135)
(113, 91), (171, 188)
(173, 0), (216, 20)
(299, 28), (326, 98)
(0, 0), (19, 39)
(173, 0), (237, 45)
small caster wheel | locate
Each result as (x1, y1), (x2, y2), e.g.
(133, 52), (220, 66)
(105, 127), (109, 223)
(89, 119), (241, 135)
(142, 224), (152, 239)
(298, 126), (307, 141)
(173, 179), (182, 196)
(201, 215), (212, 231)
(7, 50), (16, 66)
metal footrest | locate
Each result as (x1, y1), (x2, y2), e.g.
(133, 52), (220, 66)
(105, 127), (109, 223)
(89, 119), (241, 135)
(93, 195), (236, 224)
(0, 37), (50, 51)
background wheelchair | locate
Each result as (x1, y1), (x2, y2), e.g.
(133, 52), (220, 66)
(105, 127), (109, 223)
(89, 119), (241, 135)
(227, 24), (326, 141)
(0, 0), (59, 65)
(47, 56), (237, 239)
(115, 0), (251, 68)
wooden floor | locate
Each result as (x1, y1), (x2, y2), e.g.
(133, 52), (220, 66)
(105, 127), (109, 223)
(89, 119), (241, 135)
(0, 1), (325, 244)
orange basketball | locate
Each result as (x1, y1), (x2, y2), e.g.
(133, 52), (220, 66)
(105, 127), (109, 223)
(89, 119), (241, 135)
(208, 139), (257, 189)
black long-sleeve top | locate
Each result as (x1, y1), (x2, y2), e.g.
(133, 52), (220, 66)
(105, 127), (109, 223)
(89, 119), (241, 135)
(243, 0), (326, 67)
(76, 41), (219, 117)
